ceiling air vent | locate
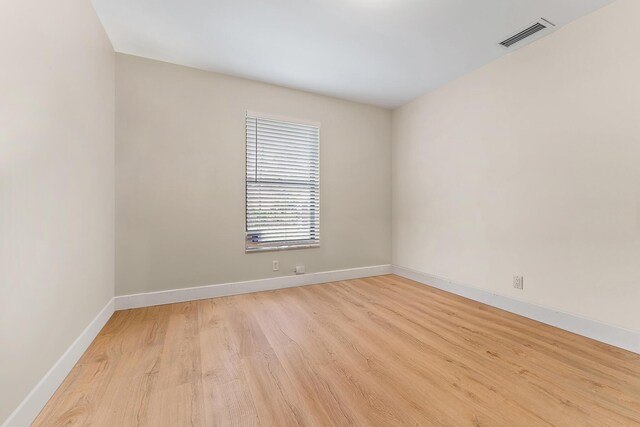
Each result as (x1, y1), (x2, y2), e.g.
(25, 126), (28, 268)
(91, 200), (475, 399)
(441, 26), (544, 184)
(499, 19), (554, 48)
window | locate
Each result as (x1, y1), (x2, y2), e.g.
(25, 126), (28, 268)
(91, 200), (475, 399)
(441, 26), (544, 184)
(245, 112), (320, 251)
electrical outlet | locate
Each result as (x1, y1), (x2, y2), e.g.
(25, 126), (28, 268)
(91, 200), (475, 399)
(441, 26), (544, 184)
(513, 275), (524, 290)
(295, 265), (305, 274)
(272, 260), (279, 271)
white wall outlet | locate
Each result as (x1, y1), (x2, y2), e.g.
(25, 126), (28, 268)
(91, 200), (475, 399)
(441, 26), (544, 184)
(272, 260), (279, 271)
(513, 275), (524, 290)
(295, 265), (305, 274)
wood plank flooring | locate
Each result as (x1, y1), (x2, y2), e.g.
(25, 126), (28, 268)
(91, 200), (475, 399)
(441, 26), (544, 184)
(33, 275), (640, 426)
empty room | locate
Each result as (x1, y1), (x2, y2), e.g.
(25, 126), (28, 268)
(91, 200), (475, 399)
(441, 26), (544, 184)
(1, 0), (639, 425)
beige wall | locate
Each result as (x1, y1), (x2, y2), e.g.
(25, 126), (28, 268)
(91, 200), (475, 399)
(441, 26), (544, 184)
(392, 0), (640, 332)
(115, 54), (391, 296)
(0, 0), (115, 422)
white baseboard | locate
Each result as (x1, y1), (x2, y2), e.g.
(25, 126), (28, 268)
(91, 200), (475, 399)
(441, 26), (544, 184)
(115, 265), (392, 310)
(2, 298), (115, 427)
(392, 265), (640, 354)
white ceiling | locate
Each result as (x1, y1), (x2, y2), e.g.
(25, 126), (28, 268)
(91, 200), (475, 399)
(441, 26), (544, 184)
(92, 0), (615, 108)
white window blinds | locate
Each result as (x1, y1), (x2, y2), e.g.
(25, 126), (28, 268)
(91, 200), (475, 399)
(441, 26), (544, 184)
(246, 113), (320, 251)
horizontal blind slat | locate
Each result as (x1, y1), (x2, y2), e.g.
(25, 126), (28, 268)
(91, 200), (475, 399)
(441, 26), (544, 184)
(250, 127), (318, 137)
(248, 117), (319, 132)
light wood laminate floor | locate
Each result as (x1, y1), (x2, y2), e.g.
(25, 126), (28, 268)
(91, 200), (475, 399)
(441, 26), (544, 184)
(34, 275), (640, 426)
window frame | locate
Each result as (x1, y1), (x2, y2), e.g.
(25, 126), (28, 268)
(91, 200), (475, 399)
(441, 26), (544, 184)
(244, 111), (321, 253)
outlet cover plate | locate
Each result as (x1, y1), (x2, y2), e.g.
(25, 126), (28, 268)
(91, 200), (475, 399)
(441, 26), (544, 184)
(513, 275), (524, 290)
